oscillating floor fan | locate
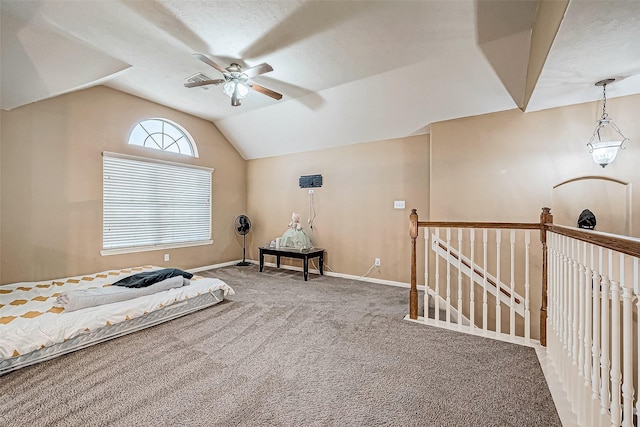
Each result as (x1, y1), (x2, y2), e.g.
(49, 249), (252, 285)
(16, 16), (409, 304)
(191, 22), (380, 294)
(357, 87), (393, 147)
(234, 214), (252, 266)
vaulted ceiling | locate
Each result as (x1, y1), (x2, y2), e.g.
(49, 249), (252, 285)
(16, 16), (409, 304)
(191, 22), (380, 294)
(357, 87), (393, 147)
(2, 1), (639, 159)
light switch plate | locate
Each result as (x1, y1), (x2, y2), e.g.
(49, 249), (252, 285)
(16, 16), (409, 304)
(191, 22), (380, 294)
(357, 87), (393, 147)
(394, 200), (406, 209)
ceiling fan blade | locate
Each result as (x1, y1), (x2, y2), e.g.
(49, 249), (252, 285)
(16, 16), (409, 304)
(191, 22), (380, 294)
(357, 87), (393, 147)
(241, 1), (364, 59)
(243, 63), (273, 78)
(250, 83), (283, 100)
(193, 53), (228, 74)
(184, 79), (225, 88)
(256, 76), (324, 110)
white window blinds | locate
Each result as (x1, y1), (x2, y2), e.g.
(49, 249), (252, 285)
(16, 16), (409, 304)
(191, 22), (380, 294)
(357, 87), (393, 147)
(102, 152), (213, 254)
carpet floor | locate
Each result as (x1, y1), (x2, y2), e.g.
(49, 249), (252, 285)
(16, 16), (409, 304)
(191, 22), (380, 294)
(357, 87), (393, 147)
(0, 265), (560, 426)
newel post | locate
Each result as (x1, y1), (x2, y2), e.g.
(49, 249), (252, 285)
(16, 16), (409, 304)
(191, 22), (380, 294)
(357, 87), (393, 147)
(539, 207), (553, 346)
(409, 209), (419, 320)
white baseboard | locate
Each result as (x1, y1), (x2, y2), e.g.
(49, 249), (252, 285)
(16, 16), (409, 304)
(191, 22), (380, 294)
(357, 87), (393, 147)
(189, 260), (248, 273)
(191, 259), (426, 291)
(534, 346), (580, 427)
(258, 259), (426, 290)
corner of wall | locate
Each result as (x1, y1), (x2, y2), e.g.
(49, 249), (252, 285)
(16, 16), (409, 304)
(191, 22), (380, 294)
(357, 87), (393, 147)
(0, 109), (3, 284)
(523, 0), (569, 110)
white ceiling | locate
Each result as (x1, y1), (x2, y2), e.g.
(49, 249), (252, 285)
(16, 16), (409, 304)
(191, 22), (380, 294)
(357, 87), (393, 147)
(2, 0), (639, 159)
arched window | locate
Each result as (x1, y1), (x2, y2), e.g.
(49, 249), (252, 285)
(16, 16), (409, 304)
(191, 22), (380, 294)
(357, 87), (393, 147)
(128, 118), (198, 157)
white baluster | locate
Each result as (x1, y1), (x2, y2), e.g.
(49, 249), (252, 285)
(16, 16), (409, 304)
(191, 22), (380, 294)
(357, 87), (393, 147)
(563, 236), (569, 356)
(470, 229), (475, 331)
(524, 230), (530, 343)
(434, 228), (440, 322)
(578, 240), (585, 378)
(457, 228), (463, 331)
(567, 237), (577, 406)
(549, 233), (558, 344)
(570, 238), (580, 410)
(556, 233), (564, 371)
(558, 234), (565, 368)
(634, 258), (640, 426)
(583, 242), (593, 425)
(573, 238), (580, 367)
(600, 251), (611, 423)
(446, 228), (452, 324)
(560, 235), (570, 388)
(557, 234), (563, 341)
(509, 229), (515, 338)
(567, 237), (574, 365)
(424, 228), (429, 319)
(612, 253), (633, 427)
(496, 229), (502, 335)
(620, 254), (634, 427)
(576, 239), (585, 422)
(557, 235), (563, 348)
(482, 229), (488, 332)
(591, 247), (602, 422)
(610, 277), (621, 426)
(548, 233), (556, 351)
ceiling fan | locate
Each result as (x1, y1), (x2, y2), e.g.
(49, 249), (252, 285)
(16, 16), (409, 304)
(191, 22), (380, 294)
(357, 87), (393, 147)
(185, 53), (283, 107)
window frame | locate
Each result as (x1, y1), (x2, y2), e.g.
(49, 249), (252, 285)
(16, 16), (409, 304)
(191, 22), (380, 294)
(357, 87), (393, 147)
(101, 151), (213, 256)
(127, 118), (199, 157)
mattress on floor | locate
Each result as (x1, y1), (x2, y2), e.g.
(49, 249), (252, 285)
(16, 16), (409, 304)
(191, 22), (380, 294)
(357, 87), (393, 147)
(0, 265), (234, 374)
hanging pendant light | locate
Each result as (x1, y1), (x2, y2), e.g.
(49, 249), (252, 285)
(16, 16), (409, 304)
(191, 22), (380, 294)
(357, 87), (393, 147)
(587, 78), (628, 168)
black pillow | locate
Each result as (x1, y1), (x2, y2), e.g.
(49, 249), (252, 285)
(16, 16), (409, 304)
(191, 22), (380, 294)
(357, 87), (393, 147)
(112, 268), (194, 288)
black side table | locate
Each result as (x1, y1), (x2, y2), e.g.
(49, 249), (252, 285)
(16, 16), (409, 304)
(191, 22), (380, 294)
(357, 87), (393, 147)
(259, 247), (325, 281)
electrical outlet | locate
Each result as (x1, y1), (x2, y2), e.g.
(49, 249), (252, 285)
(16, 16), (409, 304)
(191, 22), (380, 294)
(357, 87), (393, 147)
(374, 258), (381, 267)
(308, 189), (314, 194)
(164, 254), (170, 262)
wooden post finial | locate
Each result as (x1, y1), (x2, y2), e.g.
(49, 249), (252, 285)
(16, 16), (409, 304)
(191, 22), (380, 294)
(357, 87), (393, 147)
(410, 209), (418, 240)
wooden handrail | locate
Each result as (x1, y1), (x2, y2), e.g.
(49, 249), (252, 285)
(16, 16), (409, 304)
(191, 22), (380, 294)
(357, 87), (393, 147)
(545, 223), (640, 259)
(418, 221), (540, 230)
(418, 220), (640, 257)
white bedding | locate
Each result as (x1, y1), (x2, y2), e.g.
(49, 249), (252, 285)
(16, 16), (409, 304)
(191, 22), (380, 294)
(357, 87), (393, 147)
(57, 276), (189, 312)
(0, 266), (234, 360)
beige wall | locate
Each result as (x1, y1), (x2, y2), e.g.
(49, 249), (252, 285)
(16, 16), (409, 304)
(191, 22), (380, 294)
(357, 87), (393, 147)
(0, 86), (246, 284)
(247, 135), (430, 283)
(430, 94), (640, 231)
(0, 110), (2, 277)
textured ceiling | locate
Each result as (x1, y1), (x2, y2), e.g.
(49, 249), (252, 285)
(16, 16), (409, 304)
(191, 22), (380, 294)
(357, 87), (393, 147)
(1, 0), (639, 159)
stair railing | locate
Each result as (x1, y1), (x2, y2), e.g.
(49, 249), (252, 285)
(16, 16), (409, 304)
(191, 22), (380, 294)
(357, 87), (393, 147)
(409, 207), (640, 427)
(409, 209), (540, 344)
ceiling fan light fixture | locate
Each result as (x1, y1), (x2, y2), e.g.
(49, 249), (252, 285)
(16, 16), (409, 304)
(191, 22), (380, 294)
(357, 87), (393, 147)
(223, 80), (249, 99)
(587, 78), (628, 168)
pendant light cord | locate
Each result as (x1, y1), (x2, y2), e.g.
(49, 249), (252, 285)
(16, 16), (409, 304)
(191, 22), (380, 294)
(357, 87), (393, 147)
(601, 83), (608, 119)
